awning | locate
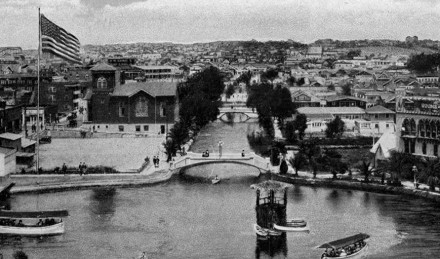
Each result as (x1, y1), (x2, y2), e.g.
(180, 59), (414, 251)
(318, 233), (370, 249)
(0, 210), (69, 218)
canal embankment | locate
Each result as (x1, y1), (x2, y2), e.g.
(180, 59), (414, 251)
(272, 173), (440, 203)
(8, 170), (174, 194)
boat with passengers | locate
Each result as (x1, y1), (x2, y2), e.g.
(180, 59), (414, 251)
(318, 233), (370, 258)
(0, 209), (69, 236)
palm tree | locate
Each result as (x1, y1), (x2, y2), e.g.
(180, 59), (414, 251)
(357, 160), (375, 183)
(299, 138), (321, 178)
(421, 158), (440, 192)
(288, 152), (307, 177)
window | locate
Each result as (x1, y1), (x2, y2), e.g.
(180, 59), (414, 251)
(118, 102), (126, 117)
(386, 114), (389, 118)
(49, 86), (56, 93)
(404, 140), (410, 153)
(97, 77), (107, 88)
(144, 125), (149, 131)
(49, 95), (56, 102)
(160, 102), (166, 117)
(118, 125), (124, 132)
(106, 125), (108, 129)
(386, 124), (389, 128)
(411, 140), (415, 153)
(135, 125), (140, 132)
(374, 114), (378, 119)
(375, 124), (379, 129)
(434, 145), (438, 156)
(422, 142), (427, 155)
(135, 96), (148, 117)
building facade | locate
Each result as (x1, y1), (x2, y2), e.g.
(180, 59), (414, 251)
(397, 96), (440, 157)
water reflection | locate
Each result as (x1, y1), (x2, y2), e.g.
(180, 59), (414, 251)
(290, 185), (304, 203)
(88, 188), (117, 227)
(326, 190), (341, 211)
(255, 234), (288, 259)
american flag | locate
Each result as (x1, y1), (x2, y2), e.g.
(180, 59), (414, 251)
(40, 14), (81, 64)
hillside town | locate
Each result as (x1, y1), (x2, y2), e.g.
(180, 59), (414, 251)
(0, 37), (439, 176)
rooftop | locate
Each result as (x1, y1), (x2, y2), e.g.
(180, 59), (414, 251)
(0, 133), (22, 141)
(365, 105), (395, 114)
(112, 81), (177, 97)
(298, 107), (365, 115)
(90, 63), (117, 71)
(325, 95), (366, 103)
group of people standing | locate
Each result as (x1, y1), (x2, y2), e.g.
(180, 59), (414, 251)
(79, 162), (88, 175)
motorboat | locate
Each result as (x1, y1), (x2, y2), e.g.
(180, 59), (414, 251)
(318, 233), (370, 259)
(0, 209), (69, 236)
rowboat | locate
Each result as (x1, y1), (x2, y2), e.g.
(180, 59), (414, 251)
(273, 223), (309, 232)
(253, 224), (268, 236)
(253, 224), (282, 236)
(318, 233), (370, 259)
(212, 178), (221, 185)
(0, 209), (69, 236)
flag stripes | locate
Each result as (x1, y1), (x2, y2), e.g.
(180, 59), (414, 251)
(40, 14), (81, 64)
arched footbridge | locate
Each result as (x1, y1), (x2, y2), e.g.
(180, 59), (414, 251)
(172, 151), (270, 173)
(217, 107), (258, 121)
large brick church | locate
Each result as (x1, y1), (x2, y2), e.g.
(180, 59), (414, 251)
(86, 63), (178, 134)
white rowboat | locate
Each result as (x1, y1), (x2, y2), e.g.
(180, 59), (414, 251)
(273, 223), (310, 232)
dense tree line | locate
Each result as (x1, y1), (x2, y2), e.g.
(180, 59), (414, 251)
(246, 83), (295, 138)
(407, 53), (440, 73)
(164, 67), (224, 161)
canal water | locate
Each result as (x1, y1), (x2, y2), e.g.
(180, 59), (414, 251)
(2, 120), (440, 258)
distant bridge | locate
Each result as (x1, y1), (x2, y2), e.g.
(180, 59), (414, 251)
(172, 151), (270, 173)
(217, 107), (258, 121)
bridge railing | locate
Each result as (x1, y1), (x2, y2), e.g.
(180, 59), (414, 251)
(173, 152), (269, 171)
(250, 152), (270, 170)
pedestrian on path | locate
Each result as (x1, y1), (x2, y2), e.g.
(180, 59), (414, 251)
(218, 141), (224, 159)
(79, 162), (83, 176)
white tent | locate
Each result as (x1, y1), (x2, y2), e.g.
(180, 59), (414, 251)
(370, 132), (398, 166)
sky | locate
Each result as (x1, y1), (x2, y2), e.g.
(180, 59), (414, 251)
(1, 0), (440, 49)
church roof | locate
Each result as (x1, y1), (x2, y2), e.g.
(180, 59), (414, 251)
(112, 81), (177, 97)
(90, 63), (117, 71)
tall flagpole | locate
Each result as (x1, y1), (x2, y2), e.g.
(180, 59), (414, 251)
(36, 7), (41, 173)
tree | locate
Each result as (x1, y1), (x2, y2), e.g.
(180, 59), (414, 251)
(261, 68), (279, 83)
(13, 251), (28, 259)
(284, 121), (298, 143)
(279, 159), (288, 175)
(225, 84), (235, 99)
(325, 116), (345, 138)
(357, 160), (375, 182)
(177, 66), (224, 130)
(299, 138), (321, 178)
(407, 53), (440, 73)
(169, 121), (189, 150)
(294, 114), (307, 140)
(319, 149), (348, 179)
(421, 158), (440, 191)
(236, 71), (252, 88)
(385, 151), (412, 186)
(288, 152), (307, 176)
(287, 76), (296, 86)
(341, 83), (352, 96)
(271, 85), (295, 129)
